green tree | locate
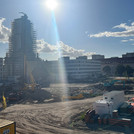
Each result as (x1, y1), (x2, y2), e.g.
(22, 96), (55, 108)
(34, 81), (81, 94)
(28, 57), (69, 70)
(116, 64), (125, 76)
(125, 65), (133, 77)
(103, 66), (111, 76)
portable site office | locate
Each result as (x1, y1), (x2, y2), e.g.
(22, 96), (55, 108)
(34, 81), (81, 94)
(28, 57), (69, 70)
(93, 91), (125, 115)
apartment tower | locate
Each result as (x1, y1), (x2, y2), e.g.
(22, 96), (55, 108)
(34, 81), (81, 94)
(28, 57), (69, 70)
(4, 13), (36, 82)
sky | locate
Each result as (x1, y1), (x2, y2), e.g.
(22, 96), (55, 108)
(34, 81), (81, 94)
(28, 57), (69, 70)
(0, 0), (134, 60)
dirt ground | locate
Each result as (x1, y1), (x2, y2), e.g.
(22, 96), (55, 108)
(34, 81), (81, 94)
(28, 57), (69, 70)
(0, 96), (102, 134)
(0, 83), (134, 134)
(0, 96), (131, 134)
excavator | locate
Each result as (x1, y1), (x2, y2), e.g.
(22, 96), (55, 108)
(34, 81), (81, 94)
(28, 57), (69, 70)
(104, 79), (125, 87)
(23, 72), (38, 90)
(62, 93), (84, 101)
(23, 55), (40, 90)
(23, 75), (40, 90)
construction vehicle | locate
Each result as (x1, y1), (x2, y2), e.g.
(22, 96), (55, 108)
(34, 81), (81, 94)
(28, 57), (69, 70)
(104, 79), (125, 87)
(23, 55), (40, 90)
(24, 72), (38, 90)
(62, 93), (84, 101)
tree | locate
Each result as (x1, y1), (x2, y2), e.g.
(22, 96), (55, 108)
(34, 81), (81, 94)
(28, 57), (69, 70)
(103, 66), (111, 76)
(125, 65), (133, 77)
(116, 64), (125, 76)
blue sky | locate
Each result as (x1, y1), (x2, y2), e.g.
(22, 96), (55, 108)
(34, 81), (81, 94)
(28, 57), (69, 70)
(0, 0), (134, 60)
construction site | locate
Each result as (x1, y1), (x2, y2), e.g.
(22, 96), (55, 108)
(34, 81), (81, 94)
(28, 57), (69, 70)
(1, 79), (134, 134)
(1, 14), (134, 134)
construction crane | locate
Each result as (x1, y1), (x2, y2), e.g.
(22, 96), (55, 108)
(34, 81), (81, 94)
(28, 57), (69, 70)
(19, 12), (28, 18)
(23, 55), (40, 90)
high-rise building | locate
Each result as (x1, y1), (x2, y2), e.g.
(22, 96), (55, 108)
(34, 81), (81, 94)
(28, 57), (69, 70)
(0, 58), (3, 81)
(9, 13), (36, 59)
(4, 13), (37, 82)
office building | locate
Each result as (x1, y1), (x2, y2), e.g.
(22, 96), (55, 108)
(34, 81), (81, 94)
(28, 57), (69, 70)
(92, 54), (105, 60)
(47, 56), (101, 82)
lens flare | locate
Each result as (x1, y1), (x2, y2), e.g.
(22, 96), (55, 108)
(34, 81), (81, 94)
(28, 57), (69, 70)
(46, 0), (58, 11)
(51, 12), (69, 99)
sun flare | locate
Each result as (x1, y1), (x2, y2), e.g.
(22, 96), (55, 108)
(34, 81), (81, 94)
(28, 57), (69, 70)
(46, 0), (58, 11)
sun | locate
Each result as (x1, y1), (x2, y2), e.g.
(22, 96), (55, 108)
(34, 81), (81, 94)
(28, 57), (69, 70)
(46, 0), (58, 11)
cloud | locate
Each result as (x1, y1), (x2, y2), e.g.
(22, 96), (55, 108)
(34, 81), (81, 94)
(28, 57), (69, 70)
(36, 39), (95, 58)
(121, 38), (134, 43)
(58, 41), (95, 58)
(121, 40), (128, 42)
(0, 18), (95, 58)
(113, 23), (131, 30)
(0, 18), (11, 43)
(85, 31), (89, 34)
(129, 38), (134, 41)
(89, 22), (134, 38)
(36, 39), (55, 53)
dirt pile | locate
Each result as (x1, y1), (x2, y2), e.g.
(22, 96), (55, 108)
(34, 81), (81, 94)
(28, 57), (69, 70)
(3, 89), (53, 104)
(19, 89), (52, 103)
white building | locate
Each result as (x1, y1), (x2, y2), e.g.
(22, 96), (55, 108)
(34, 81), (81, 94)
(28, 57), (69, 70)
(47, 56), (101, 82)
(92, 54), (104, 60)
(93, 91), (125, 115)
(66, 56), (101, 80)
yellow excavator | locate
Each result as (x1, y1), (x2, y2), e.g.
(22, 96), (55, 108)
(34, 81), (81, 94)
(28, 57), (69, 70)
(62, 93), (84, 101)
(24, 72), (37, 90)
(23, 55), (40, 90)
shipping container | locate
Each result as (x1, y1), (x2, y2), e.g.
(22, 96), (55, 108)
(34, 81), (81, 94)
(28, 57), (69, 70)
(0, 119), (16, 134)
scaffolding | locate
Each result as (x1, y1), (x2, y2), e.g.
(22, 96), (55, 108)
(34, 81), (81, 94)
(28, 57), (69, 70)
(4, 13), (37, 82)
